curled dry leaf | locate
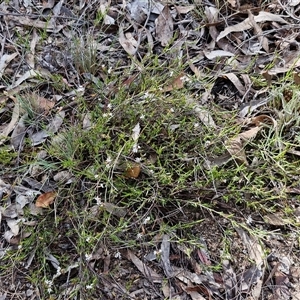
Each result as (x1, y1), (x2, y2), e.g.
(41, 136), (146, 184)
(293, 72), (300, 85)
(228, 0), (237, 7)
(250, 115), (274, 126)
(131, 122), (140, 153)
(216, 11), (288, 41)
(100, 202), (127, 217)
(226, 126), (262, 165)
(30, 110), (65, 145)
(29, 92), (55, 114)
(6, 219), (20, 235)
(4, 15), (64, 33)
(119, 26), (138, 55)
(248, 10), (269, 53)
(0, 53), (18, 79)
(289, 0), (300, 6)
(175, 5), (195, 14)
(203, 50), (235, 60)
(222, 73), (246, 95)
(126, 249), (162, 283)
(11, 114), (27, 150)
(125, 163), (141, 178)
(0, 99), (20, 145)
(163, 72), (186, 92)
(156, 5), (174, 46)
(35, 191), (56, 208)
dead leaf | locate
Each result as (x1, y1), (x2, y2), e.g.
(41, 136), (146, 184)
(239, 97), (269, 118)
(235, 227), (264, 298)
(228, 0), (237, 7)
(156, 5), (174, 46)
(250, 115), (274, 126)
(125, 163), (141, 178)
(28, 92), (55, 114)
(6, 219), (20, 235)
(131, 122), (140, 153)
(82, 112), (93, 130)
(272, 269), (291, 300)
(175, 5), (195, 14)
(100, 202), (127, 217)
(261, 70), (273, 86)
(222, 73), (246, 95)
(53, 171), (74, 183)
(7, 70), (41, 90)
(0, 204), (18, 219)
(248, 10), (269, 53)
(222, 260), (238, 299)
(119, 26), (138, 55)
(4, 15), (64, 33)
(35, 191), (56, 208)
(239, 126), (262, 142)
(0, 53), (18, 79)
(163, 72), (186, 92)
(126, 249), (162, 282)
(203, 50), (235, 60)
(226, 126), (262, 165)
(289, 0), (300, 6)
(0, 99), (20, 145)
(30, 110), (65, 145)
(160, 235), (174, 277)
(4, 231), (19, 245)
(127, 0), (149, 24)
(216, 11), (288, 41)
(293, 72), (300, 85)
(263, 213), (290, 226)
(226, 136), (248, 165)
(11, 114), (28, 150)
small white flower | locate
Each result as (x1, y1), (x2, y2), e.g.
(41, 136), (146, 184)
(170, 108), (175, 112)
(56, 267), (61, 276)
(103, 113), (113, 118)
(105, 156), (112, 168)
(135, 157), (141, 163)
(114, 251), (121, 259)
(85, 253), (93, 261)
(132, 144), (139, 153)
(140, 114), (145, 119)
(137, 233), (143, 239)
(45, 279), (52, 286)
(170, 71), (174, 76)
(45, 279), (53, 293)
(94, 174), (99, 179)
(142, 216), (150, 225)
(86, 236), (91, 242)
(86, 284), (94, 290)
(95, 196), (102, 205)
(246, 215), (253, 225)
(108, 67), (112, 74)
(107, 103), (112, 110)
